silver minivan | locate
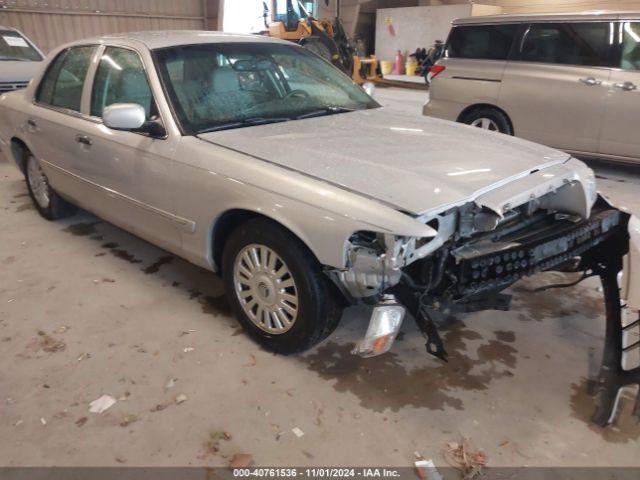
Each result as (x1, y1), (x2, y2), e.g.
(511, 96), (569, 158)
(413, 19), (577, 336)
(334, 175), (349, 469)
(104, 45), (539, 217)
(0, 26), (44, 94)
(423, 12), (640, 164)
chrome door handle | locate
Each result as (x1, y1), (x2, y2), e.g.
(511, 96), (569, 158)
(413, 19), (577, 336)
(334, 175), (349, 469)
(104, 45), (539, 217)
(76, 134), (92, 146)
(579, 77), (602, 86)
(614, 81), (637, 91)
(26, 118), (37, 130)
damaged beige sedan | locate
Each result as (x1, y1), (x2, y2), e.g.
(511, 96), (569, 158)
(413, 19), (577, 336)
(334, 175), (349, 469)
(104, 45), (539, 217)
(0, 32), (638, 426)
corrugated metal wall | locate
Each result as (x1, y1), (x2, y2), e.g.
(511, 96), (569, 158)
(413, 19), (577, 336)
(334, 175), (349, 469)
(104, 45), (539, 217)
(0, 0), (208, 53)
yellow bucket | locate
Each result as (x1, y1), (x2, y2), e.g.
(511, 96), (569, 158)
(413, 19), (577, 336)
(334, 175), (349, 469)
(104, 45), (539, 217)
(380, 60), (393, 76)
(405, 61), (418, 76)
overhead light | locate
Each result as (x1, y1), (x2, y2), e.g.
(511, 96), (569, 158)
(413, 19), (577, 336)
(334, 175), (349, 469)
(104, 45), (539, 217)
(625, 22), (640, 43)
(390, 127), (423, 133)
(447, 168), (491, 176)
(101, 55), (121, 71)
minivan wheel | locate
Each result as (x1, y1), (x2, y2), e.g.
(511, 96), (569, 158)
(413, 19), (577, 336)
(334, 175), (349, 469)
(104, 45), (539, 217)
(222, 217), (343, 354)
(462, 107), (513, 135)
(24, 153), (76, 220)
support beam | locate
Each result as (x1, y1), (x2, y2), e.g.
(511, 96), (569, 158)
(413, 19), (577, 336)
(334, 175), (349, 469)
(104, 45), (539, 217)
(205, 0), (222, 30)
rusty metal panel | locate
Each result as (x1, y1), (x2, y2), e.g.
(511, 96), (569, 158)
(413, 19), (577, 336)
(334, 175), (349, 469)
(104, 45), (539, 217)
(0, 0), (205, 52)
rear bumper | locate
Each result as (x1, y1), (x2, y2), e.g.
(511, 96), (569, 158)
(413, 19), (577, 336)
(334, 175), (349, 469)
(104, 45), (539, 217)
(422, 97), (463, 121)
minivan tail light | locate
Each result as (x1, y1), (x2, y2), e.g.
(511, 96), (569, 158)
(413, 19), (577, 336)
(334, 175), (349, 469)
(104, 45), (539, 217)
(430, 65), (446, 79)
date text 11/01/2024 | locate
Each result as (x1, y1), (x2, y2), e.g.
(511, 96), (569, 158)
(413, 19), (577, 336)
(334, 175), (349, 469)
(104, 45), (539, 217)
(232, 468), (402, 478)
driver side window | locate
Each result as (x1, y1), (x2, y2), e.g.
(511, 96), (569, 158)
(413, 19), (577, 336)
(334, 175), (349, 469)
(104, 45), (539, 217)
(37, 46), (95, 112)
(90, 47), (155, 120)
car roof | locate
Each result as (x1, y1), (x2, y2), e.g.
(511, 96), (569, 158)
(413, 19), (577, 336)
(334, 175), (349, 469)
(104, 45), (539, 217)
(0, 25), (18, 31)
(65, 30), (291, 50)
(453, 10), (640, 25)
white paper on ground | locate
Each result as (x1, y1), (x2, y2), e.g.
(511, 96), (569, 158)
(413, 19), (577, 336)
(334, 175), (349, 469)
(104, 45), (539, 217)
(414, 460), (443, 480)
(89, 394), (117, 414)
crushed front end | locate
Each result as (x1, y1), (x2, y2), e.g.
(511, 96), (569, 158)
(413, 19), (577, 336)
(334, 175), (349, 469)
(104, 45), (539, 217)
(330, 159), (640, 426)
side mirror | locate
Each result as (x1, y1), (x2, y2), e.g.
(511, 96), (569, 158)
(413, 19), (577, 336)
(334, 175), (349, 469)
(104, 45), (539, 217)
(103, 103), (146, 131)
(103, 103), (166, 138)
(363, 82), (376, 98)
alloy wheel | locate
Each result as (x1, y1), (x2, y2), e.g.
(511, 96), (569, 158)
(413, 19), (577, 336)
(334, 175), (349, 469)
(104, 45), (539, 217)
(27, 155), (50, 209)
(470, 117), (500, 131)
(233, 243), (299, 334)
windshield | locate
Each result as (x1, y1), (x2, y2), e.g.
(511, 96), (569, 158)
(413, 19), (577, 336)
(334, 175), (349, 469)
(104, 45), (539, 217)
(0, 30), (42, 62)
(153, 42), (378, 134)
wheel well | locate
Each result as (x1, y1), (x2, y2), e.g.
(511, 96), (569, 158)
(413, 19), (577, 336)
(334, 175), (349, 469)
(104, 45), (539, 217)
(211, 209), (318, 275)
(456, 104), (514, 134)
(10, 137), (28, 172)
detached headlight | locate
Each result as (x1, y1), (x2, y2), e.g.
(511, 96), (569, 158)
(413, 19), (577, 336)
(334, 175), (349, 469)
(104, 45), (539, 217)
(353, 294), (406, 357)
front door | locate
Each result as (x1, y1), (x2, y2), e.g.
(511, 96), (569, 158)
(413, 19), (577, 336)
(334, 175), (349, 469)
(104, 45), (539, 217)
(599, 21), (640, 161)
(499, 21), (614, 153)
(75, 45), (181, 251)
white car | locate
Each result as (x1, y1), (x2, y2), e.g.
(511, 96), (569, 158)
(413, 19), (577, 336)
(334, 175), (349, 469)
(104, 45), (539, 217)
(0, 26), (44, 93)
(0, 31), (638, 425)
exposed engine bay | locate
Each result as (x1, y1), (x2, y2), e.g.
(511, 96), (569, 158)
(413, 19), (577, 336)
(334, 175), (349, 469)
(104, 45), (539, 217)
(329, 177), (640, 428)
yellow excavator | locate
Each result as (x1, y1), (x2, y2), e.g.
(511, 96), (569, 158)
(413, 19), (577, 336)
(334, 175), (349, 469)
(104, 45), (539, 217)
(262, 0), (378, 84)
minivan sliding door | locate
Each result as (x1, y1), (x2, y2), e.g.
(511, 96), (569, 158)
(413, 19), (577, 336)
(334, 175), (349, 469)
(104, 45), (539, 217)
(599, 21), (640, 160)
(499, 21), (614, 153)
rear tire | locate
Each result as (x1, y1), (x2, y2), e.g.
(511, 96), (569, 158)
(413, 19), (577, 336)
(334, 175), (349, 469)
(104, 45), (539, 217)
(462, 107), (513, 135)
(24, 152), (76, 221)
(222, 217), (342, 354)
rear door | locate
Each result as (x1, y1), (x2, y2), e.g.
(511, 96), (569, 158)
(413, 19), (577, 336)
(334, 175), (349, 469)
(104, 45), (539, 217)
(29, 45), (99, 203)
(431, 23), (518, 118)
(499, 21), (614, 153)
(598, 21), (640, 160)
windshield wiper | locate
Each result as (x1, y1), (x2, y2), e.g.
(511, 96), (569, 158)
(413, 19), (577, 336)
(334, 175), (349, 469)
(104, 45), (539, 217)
(0, 56), (30, 62)
(197, 116), (291, 134)
(295, 106), (356, 120)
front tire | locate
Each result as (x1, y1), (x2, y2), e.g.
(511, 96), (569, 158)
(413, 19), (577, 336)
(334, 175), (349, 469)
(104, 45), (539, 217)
(462, 107), (513, 135)
(24, 152), (76, 220)
(222, 218), (342, 354)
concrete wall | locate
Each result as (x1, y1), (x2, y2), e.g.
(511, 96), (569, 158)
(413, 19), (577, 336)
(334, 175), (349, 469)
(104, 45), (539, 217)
(374, 4), (471, 62)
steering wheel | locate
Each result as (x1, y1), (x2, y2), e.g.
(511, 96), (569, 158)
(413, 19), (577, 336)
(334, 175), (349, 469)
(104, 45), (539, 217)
(285, 89), (310, 99)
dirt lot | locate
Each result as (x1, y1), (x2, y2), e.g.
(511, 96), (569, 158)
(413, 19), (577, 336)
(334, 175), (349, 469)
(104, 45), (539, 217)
(1, 95), (639, 467)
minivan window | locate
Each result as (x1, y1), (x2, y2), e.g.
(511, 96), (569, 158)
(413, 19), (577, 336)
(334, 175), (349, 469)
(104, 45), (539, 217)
(37, 46), (95, 112)
(0, 30), (42, 62)
(519, 22), (616, 67)
(447, 24), (519, 60)
(621, 22), (640, 70)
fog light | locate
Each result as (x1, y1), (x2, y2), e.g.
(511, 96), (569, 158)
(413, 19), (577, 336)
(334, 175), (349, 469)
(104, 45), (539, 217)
(353, 294), (405, 358)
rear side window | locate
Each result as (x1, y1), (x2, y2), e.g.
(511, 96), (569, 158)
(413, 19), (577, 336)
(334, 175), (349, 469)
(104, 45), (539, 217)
(621, 22), (640, 70)
(519, 22), (616, 67)
(37, 46), (95, 112)
(447, 24), (518, 60)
